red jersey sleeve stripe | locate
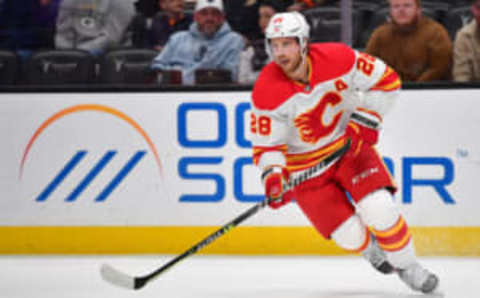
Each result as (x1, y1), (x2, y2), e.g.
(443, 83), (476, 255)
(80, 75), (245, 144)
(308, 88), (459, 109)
(285, 137), (348, 172)
(370, 67), (401, 91)
(253, 144), (288, 165)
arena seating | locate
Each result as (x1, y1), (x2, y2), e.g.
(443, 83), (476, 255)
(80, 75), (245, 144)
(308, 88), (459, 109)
(302, 7), (362, 47)
(99, 48), (158, 84)
(195, 69), (232, 84)
(443, 6), (473, 41)
(23, 50), (95, 85)
(0, 1), (475, 86)
(0, 50), (18, 85)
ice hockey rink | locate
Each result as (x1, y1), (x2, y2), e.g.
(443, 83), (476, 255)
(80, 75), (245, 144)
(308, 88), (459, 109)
(0, 255), (477, 298)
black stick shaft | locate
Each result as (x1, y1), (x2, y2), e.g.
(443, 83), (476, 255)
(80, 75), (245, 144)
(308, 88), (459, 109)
(133, 139), (350, 289)
(134, 199), (270, 289)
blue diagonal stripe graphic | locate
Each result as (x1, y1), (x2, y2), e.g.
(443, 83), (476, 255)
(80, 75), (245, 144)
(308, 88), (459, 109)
(95, 151), (146, 202)
(65, 151), (117, 202)
(36, 151), (87, 202)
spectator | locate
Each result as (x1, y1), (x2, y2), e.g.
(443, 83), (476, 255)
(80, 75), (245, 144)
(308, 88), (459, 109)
(131, 0), (192, 51)
(0, 0), (34, 53)
(453, 0), (480, 82)
(35, 0), (62, 50)
(151, 0), (244, 85)
(55, 0), (136, 56)
(129, 0), (159, 49)
(134, 0), (160, 17)
(0, 0), (59, 57)
(223, 0), (261, 42)
(238, 0), (284, 84)
(365, 0), (452, 82)
(151, 0), (193, 51)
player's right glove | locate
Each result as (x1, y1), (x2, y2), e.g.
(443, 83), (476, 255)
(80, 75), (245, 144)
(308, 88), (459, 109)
(262, 166), (294, 209)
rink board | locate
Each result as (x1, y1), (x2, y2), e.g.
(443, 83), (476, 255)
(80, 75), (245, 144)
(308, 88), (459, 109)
(1, 89), (479, 255)
(0, 226), (479, 256)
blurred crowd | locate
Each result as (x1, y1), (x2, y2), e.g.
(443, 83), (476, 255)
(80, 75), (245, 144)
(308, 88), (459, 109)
(0, 0), (479, 85)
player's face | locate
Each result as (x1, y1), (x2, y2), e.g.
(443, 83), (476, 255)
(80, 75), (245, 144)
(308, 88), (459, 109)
(194, 8), (225, 37)
(389, 0), (420, 26)
(259, 5), (276, 34)
(270, 37), (302, 75)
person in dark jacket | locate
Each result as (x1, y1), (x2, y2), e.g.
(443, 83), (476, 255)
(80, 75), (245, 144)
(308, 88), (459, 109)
(34, 0), (62, 49)
(150, 0), (193, 51)
(0, 0), (60, 56)
(151, 0), (244, 84)
(131, 0), (192, 50)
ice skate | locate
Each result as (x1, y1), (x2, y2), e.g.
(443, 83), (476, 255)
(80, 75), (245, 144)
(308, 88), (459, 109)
(397, 262), (439, 294)
(362, 232), (394, 274)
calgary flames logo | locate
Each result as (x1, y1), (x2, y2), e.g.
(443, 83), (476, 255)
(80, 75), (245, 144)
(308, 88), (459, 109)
(294, 92), (344, 144)
(273, 17), (283, 32)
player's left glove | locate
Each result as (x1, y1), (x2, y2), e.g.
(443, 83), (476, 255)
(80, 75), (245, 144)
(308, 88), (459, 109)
(345, 108), (382, 156)
(262, 166), (294, 209)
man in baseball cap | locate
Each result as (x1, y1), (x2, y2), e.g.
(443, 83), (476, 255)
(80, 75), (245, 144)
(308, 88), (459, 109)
(152, 0), (244, 84)
(195, 0), (224, 12)
(194, 0), (225, 37)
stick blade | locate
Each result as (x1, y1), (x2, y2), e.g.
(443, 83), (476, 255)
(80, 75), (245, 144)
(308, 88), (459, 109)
(100, 263), (135, 290)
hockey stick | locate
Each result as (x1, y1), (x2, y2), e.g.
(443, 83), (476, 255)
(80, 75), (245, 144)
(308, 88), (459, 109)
(101, 139), (351, 290)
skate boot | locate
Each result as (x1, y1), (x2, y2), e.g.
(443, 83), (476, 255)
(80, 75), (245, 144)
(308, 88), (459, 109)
(362, 232), (394, 274)
(397, 262), (439, 294)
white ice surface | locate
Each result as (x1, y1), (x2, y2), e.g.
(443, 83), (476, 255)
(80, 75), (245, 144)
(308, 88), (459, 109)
(0, 255), (477, 298)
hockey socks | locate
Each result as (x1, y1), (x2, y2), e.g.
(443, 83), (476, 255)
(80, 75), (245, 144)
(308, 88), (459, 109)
(370, 215), (417, 269)
(371, 215), (440, 293)
(371, 215), (411, 253)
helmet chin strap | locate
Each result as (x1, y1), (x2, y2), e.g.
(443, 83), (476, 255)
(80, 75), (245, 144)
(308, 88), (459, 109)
(289, 46), (309, 83)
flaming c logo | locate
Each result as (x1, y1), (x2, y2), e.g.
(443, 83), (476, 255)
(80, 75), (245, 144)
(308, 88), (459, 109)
(294, 92), (344, 144)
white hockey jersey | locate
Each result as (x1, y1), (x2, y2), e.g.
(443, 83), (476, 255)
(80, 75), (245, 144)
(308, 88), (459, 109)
(250, 43), (401, 180)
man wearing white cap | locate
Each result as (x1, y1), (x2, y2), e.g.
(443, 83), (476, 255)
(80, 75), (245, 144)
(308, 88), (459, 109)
(151, 0), (244, 84)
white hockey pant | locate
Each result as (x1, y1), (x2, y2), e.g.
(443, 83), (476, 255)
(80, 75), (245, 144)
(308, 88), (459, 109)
(331, 188), (417, 269)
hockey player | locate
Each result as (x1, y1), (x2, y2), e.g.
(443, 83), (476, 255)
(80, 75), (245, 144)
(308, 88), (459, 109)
(250, 11), (439, 294)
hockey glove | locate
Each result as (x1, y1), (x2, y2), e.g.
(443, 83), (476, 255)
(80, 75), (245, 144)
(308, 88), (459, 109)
(262, 166), (294, 209)
(345, 108), (381, 157)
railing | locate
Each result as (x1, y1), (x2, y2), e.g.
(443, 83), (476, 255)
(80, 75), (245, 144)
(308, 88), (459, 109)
(1, 81), (480, 94)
